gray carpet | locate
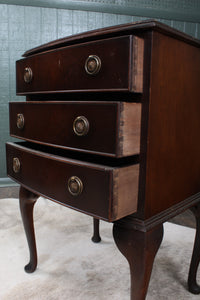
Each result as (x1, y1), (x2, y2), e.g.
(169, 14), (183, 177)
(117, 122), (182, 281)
(0, 197), (199, 299)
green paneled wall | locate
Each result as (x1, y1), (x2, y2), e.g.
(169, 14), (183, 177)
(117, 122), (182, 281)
(1, 1), (200, 23)
(0, 2), (199, 184)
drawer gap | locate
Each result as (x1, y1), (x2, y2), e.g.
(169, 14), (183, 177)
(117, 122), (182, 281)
(26, 92), (142, 102)
(16, 141), (139, 168)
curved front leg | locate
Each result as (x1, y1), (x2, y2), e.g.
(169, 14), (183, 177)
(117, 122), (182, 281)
(19, 186), (39, 273)
(188, 203), (200, 294)
(113, 222), (163, 300)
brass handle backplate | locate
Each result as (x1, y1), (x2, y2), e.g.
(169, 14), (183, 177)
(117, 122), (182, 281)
(73, 116), (89, 136)
(85, 55), (101, 75)
(24, 67), (33, 83)
(13, 157), (20, 173)
(68, 176), (83, 196)
(17, 113), (24, 129)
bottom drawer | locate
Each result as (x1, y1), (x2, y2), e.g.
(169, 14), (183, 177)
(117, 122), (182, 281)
(6, 142), (139, 221)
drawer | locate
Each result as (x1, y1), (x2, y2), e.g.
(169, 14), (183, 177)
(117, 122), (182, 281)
(6, 142), (139, 221)
(16, 35), (144, 95)
(9, 101), (141, 157)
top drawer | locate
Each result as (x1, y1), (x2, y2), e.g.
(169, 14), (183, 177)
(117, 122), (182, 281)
(16, 36), (144, 95)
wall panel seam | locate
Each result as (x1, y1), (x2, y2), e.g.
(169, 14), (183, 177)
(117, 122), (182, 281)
(0, 1), (200, 23)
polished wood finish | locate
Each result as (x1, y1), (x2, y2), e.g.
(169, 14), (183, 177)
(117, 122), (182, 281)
(118, 193), (200, 233)
(16, 35), (143, 94)
(6, 142), (139, 221)
(6, 20), (200, 299)
(143, 31), (200, 218)
(91, 218), (101, 243)
(23, 20), (200, 58)
(113, 222), (163, 300)
(19, 185), (39, 273)
(9, 101), (141, 157)
(188, 203), (200, 294)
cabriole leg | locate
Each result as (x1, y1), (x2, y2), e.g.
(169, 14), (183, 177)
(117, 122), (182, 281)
(91, 218), (101, 243)
(188, 203), (200, 294)
(113, 222), (163, 300)
(19, 186), (39, 273)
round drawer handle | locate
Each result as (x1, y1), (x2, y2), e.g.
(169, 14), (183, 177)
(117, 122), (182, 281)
(73, 116), (89, 136)
(68, 176), (83, 196)
(85, 55), (101, 75)
(17, 113), (25, 129)
(13, 157), (21, 173)
(24, 67), (33, 83)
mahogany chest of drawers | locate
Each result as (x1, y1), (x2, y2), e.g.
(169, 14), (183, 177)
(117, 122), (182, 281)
(6, 20), (200, 299)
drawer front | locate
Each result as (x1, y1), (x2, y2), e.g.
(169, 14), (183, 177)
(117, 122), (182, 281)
(6, 142), (139, 221)
(16, 36), (144, 94)
(9, 101), (141, 157)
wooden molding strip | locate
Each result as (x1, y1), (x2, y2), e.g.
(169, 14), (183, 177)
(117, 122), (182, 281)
(115, 192), (200, 232)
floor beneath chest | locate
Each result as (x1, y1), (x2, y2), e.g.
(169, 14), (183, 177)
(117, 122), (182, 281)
(0, 197), (199, 300)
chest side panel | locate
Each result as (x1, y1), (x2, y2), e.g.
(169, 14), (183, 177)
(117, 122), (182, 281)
(145, 31), (200, 218)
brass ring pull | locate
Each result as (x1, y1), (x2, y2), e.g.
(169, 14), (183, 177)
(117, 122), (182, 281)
(13, 157), (20, 173)
(17, 113), (24, 129)
(68, 176), (83, 196)
(85, 55), (101, 75)
(73, 116), (89, 136)
(24, 67), (33, 83)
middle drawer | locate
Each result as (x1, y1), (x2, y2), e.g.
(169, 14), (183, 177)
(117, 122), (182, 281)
(10, 101), (141, 157)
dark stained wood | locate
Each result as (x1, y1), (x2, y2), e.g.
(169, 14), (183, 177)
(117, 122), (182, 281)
(91, 218), (101, 243)
(6, 142), (139, 221)
(9, 101), (141, 157)
(19, 185), (39, 273)
(188, 203), (200, 294)
(6, 20), (200, 299)
(136, 31), (153, 219)
(17, 35), (143, 94)
(115, 193), (200, 232)
(23, 20), (200, 58)
(143, 31), (200, 218)
(113, 222), (163, 300)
